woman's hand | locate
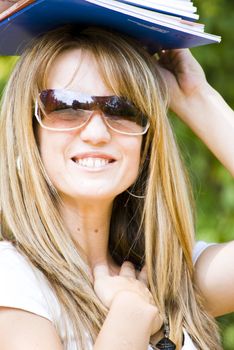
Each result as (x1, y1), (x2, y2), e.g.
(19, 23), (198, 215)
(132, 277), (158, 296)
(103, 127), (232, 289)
(158, 49), (208, 116)
(158, 49), (234, 176)
(93, 261), (162, 336)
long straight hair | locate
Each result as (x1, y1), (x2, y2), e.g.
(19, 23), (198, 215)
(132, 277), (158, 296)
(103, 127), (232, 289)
(0, 26), (221, 349)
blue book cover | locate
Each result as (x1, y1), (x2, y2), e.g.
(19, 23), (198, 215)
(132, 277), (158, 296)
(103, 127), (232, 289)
(0, 0), (221, 56)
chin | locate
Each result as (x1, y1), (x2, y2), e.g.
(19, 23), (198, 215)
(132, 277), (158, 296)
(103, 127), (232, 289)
(60, 188), (121, 202)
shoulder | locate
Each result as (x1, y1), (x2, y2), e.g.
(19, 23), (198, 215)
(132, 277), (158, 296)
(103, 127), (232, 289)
(0, 241), (33, 272)
(194, 240), (234, 316)
(0, 241), (61, 322)
(0, 241), (36, 285)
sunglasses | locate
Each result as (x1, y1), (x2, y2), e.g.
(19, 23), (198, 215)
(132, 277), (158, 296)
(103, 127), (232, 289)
(34, 89), (150, 135)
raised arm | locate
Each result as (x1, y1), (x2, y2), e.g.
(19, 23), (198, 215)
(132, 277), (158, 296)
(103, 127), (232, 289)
(158, 49), (234, 176)
(158, 49), (234, 317)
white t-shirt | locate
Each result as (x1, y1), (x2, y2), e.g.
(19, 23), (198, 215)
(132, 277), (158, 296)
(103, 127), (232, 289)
(0, 241), (210, 349)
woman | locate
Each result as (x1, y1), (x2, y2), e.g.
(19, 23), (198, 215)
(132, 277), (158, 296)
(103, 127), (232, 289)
(0, 26), (226, 349)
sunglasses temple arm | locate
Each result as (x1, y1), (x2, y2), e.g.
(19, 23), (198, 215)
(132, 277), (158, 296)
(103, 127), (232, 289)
(34, 100), (43, 123)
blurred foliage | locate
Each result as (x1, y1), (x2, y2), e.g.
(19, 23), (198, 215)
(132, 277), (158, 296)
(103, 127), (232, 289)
(173, 0), (234, 243)
(173, 0), (234, 348)
(0, 0), (233, 348)
(0, 56), (18, 95)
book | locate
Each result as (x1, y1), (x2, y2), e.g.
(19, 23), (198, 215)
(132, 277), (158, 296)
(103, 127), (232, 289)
(0, 0), (221, 56)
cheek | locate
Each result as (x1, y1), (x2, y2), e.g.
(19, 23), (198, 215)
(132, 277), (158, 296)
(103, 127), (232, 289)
(36, 128), (67, 171)
(124, 137), (142, 182)
(132, 152), (141, 182)
(36, 129), (52, 163)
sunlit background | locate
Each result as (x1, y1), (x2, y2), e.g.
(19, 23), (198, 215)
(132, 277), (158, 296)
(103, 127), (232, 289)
(173, 1), (234, 348)
(0, 0), (233, 348)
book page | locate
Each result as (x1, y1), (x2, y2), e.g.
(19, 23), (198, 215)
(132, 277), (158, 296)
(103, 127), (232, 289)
(117, 0), (196, 12)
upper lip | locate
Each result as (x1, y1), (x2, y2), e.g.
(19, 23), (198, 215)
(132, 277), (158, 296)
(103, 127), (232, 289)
(71, 152), (117, 162)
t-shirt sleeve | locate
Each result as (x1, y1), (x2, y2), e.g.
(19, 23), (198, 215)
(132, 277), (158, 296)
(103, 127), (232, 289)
(0, 242), (57, 322)
(192, 241), (216, 265)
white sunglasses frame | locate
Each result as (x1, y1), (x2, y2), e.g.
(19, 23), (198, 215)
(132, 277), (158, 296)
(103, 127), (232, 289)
(34, 100), (150, 136)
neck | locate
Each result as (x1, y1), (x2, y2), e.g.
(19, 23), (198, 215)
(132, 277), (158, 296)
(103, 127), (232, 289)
(59, 197), (116, 269)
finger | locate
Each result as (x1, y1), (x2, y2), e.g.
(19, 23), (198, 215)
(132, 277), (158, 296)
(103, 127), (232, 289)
(119, 261), (136, 278)
(93, 264), (109, 280)
(138, 265), (149, 286)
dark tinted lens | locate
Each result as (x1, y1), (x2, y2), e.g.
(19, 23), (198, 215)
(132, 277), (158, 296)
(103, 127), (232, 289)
(40, 89), (76, 112)
(93, 96), (147, 127)
(39, 90), (149, 133)
(40, 89), (100, 113)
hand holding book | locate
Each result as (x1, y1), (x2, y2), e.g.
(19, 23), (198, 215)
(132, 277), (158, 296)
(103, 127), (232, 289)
(158, 49), (208, 117)
(159, 49), (234, 177)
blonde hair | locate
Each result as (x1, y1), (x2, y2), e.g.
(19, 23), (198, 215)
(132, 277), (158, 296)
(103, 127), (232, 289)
(0, 26), (221, 349)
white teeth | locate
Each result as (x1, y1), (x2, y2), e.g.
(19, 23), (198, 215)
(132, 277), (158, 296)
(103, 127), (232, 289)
(75, 157), (110, 168)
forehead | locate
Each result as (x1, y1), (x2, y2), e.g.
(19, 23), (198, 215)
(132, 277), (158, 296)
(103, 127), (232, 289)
(46, 48), (113, 96)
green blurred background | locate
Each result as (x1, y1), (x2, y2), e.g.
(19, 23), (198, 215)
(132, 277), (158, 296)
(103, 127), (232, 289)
(0, 0), (233, 348)
(173, 0), (234, 348)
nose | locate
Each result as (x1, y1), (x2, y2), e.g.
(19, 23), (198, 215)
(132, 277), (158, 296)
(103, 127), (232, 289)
(79, 111), (111, 144)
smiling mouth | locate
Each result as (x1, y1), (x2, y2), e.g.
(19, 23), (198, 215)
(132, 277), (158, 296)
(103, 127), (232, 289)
(72, 157), (115, 168)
